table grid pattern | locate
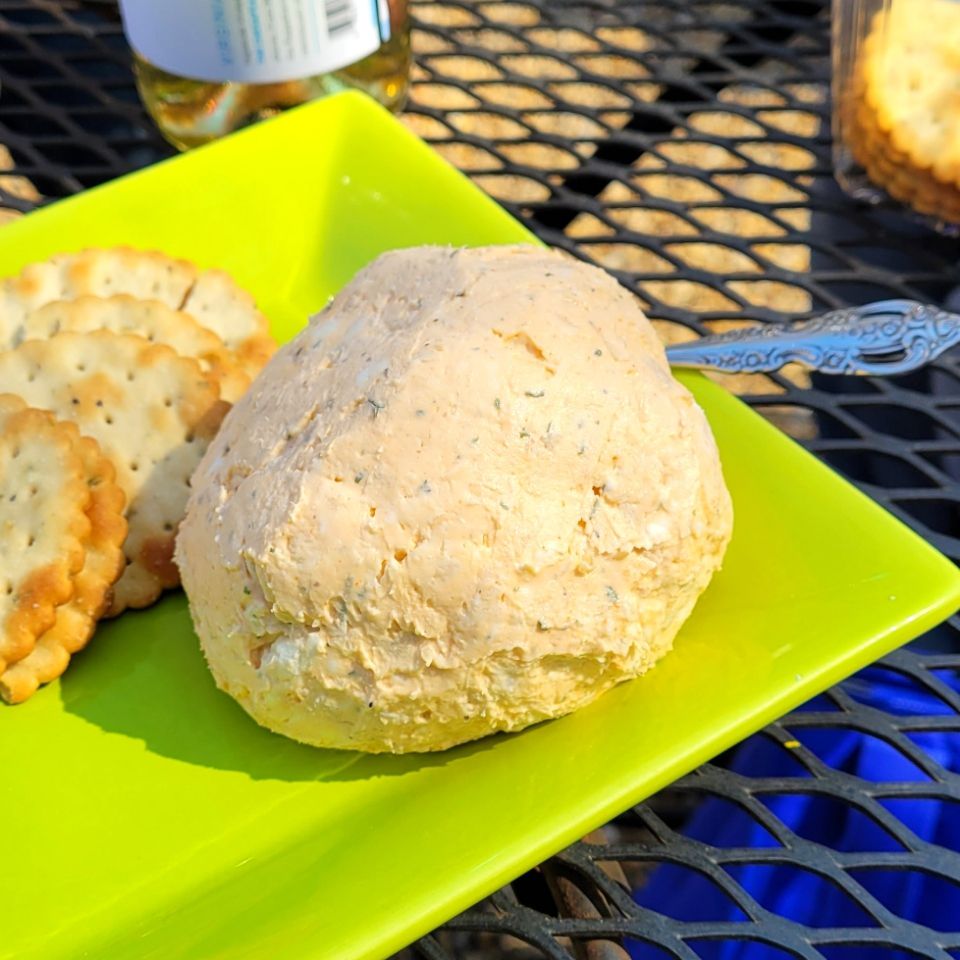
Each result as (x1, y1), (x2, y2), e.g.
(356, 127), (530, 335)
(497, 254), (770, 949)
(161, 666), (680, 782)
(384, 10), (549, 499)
(0, 2), (958, 958)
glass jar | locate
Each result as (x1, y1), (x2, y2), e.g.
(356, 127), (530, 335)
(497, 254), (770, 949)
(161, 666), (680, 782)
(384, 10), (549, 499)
(833, 0), (960, 231)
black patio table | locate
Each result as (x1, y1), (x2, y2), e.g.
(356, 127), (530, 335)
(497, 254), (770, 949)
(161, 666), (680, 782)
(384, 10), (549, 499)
(1, 1), (958, 958)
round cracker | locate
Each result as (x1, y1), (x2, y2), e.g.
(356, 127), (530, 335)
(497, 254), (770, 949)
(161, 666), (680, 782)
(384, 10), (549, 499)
(0, 332), (230, 615)
(0, 394), (92, 672)
(20, 295), (251, 403)
(0, 247), (196, 342)
(180, 269), (276, 378)
(0, 432), (127, 703)
(0, 247), (276, 381)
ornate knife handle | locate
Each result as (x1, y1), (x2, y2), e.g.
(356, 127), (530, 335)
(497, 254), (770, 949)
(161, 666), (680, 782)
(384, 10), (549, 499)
(665, 300), (960, 375)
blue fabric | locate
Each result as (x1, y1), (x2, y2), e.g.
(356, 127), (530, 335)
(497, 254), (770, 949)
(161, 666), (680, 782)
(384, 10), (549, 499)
(629, 666), (960, 960)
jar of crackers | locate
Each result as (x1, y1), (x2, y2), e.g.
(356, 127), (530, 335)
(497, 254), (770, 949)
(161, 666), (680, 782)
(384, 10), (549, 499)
(833, 0), (960, 230)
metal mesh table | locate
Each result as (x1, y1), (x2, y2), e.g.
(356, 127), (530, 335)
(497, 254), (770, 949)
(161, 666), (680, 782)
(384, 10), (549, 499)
(1, 1), (959, 957)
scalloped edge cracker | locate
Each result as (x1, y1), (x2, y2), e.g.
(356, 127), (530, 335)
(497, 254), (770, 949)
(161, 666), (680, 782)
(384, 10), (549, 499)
(0, 394), (91, 673)
(21, 295), (251, 403)
(0, 332), (230, 615)
(181, 269), (276, 377)
(0, 247), (276, 381)
(0, 431), (127, 704)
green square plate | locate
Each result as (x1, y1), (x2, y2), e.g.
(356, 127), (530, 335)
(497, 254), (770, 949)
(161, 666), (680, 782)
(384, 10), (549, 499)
(1, 91), (958, 960)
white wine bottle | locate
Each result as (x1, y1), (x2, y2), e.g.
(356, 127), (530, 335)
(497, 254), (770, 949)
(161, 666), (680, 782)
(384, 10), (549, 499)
(118, 0), (410, 150)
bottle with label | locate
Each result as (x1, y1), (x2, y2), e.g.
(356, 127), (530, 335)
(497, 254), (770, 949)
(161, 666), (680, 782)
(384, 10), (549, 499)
(118, 0), (410, 150)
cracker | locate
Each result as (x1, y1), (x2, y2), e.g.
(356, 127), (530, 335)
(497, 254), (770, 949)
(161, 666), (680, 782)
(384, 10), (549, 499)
(0, 248), (195, 339)
(0, 332), (230, 614)
(845, 75), (960, 221)
(0, 394), (91, 672)
(0, 433), (126, 704)
(181, 269), (276, 377)
(0, 144), (42, 206)
(19, 295), (251, 403)
(0, 247), (275, 380)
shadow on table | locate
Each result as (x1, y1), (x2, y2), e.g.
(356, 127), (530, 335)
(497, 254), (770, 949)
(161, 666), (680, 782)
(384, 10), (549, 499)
(59, 593), (494, 783)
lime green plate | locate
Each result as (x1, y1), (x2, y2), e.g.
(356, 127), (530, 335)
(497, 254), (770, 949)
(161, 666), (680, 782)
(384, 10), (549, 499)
(1, 91), (958, 960)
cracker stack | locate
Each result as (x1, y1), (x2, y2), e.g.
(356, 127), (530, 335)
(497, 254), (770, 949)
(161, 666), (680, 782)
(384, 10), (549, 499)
(0, 247), (277, 702)
(844, 0), (960, 221)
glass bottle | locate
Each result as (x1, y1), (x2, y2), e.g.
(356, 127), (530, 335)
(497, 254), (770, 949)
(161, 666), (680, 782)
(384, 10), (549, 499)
(118, 0), (410, 150)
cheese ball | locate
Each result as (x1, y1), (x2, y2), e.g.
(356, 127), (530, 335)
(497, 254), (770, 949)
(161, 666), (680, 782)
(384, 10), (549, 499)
(176, 245), (732, 753)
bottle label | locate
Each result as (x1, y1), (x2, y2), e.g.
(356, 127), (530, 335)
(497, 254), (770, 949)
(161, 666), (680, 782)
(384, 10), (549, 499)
(119, 0), (390, 84)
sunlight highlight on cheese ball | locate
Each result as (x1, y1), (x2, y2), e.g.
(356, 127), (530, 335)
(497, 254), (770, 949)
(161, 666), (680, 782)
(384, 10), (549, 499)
(175, 245), (733, 753)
